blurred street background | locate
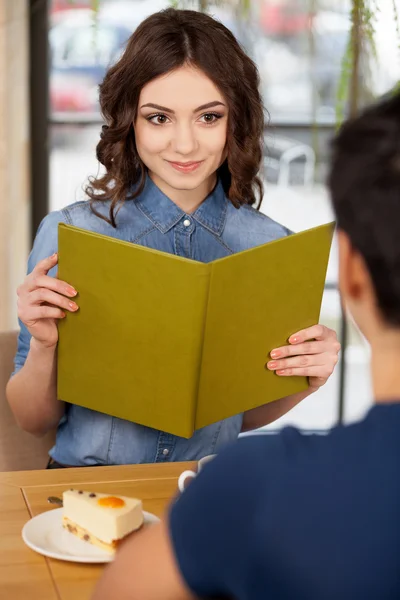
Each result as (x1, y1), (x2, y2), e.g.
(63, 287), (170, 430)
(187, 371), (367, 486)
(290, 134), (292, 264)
(1, 0), (399, 432)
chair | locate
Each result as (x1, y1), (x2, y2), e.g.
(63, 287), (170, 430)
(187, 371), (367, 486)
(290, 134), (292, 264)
(263, 134), (316, 187)
(0, 331), (56, 471)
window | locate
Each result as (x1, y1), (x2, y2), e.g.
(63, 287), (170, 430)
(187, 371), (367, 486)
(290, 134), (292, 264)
(44, 0), (399, 430)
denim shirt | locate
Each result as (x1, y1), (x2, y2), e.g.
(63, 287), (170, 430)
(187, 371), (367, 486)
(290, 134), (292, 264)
(13, 177), (290, 466)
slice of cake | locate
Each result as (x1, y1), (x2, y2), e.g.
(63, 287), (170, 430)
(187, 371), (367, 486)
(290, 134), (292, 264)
(62, 489), (144, 553)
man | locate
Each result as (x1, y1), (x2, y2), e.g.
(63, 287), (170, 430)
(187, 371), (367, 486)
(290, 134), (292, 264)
(93, 93), (400, 600)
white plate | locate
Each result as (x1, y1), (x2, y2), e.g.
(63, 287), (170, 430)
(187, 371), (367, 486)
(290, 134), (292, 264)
(22, 507), (160, 563)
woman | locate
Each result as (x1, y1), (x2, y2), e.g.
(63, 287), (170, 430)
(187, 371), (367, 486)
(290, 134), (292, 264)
(7, 9), (340, 467)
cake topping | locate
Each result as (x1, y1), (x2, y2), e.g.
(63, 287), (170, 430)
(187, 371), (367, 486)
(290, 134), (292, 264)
(62, 490), (144, 552)
(98, 496), (126, 509)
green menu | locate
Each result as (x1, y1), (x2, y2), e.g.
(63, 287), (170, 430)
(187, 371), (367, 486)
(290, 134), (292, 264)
(57, 221), (334, 438)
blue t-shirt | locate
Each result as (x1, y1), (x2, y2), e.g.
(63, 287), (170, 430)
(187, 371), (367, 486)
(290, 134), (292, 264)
(169, 403), (400, 600)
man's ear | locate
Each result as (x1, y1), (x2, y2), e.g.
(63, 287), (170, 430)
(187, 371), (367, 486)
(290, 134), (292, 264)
(338, 229), (351, 301)
(337, 229), (374, 304)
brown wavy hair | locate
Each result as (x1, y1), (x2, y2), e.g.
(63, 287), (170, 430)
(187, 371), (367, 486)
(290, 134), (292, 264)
(86, 8), (264, 227)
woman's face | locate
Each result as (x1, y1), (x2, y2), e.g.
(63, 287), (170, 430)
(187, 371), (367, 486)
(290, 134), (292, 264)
(134, 65), (228, 201)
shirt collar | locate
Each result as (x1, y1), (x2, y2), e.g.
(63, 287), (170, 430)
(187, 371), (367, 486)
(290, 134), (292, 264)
(135, 175), (228, 236)
(192, 179), (228, 236)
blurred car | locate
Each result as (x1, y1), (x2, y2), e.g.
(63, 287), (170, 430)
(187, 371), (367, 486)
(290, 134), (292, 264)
(259, 0), (310, 36)
(49, 0), (167, 117)
(256, 9), (351, 123)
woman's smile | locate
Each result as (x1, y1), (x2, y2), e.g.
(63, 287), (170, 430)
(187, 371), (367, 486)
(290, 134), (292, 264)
(165, 160), (205, 173)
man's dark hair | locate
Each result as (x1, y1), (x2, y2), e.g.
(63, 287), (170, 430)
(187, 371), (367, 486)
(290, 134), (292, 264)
(329, 92), (400, 326)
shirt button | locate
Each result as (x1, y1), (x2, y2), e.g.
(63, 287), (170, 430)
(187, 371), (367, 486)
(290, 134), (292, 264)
(162, 448), (169, 456)
(183, 219), (191, 227)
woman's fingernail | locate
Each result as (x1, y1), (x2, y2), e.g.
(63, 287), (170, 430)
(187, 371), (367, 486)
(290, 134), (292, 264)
(68, 302), (78, 311)
(268, 361), (277, 369)
(277, 370), (286, 375)
(270, 350), (280, 358)
(290, 336), (299, 343)
(66, 286), (77, 297)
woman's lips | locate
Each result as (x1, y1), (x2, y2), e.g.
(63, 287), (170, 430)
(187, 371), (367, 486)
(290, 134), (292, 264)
(167, 160), (204, 173)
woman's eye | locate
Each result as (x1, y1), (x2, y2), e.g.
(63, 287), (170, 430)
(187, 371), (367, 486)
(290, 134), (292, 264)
(147, 114), (169, 125)
(200, 112), (222, 125)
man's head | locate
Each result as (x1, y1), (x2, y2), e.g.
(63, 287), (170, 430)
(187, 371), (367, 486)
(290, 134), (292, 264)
(329, 93), (400, 340)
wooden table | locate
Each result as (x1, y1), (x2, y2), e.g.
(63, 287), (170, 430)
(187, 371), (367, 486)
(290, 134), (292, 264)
(0, 462), (195, 600)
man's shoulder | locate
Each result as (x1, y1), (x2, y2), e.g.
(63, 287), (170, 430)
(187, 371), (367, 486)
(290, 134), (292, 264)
(201, 412), (389, 494)
(228, 407), (400, 502)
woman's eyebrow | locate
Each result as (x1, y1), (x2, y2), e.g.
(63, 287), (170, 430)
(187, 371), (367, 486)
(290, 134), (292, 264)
(194, 101), (226, 112)
(140, 103), (175, 113)
(140, 100), (226, 114)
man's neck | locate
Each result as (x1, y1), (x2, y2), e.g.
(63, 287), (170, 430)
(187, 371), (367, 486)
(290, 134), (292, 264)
(371, 331), (400, 403)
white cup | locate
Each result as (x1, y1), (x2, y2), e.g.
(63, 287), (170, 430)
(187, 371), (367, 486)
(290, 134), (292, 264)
(178, 454), (216, 492)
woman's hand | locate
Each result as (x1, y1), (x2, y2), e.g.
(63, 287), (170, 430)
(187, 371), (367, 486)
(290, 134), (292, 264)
(266, 324), (340, 392)
(17, 253), (78, 349)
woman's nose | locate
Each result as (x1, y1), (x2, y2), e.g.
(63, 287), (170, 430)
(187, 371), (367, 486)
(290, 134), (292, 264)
(171, 123), (198, 156)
